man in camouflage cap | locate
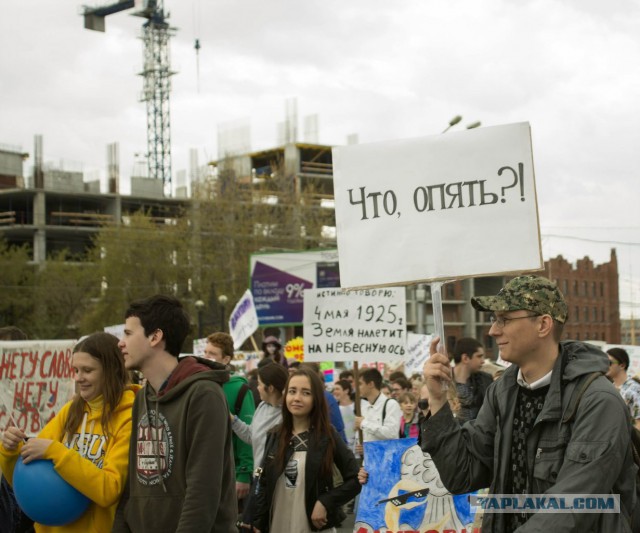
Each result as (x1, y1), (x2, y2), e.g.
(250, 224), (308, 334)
(420, 275), (635, 532)
(471, 275), (568, 324)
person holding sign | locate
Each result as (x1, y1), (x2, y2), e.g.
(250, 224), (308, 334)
(252, 367), (360, 533)
(0, 332), (136, 532)
(422, 275), (636, 532)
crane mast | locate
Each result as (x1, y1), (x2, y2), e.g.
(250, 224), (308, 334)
(83, 0), (175, 196)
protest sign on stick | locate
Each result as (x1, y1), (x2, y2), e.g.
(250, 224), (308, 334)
(332, 122), (542, 289)
(229, 289), (260, 350)
(303, 287), (406, 363)
(405, 333), (432, 376)
(0, 340), (77, 436)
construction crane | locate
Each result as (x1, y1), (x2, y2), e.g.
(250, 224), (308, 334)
(83, 0), (175, 197)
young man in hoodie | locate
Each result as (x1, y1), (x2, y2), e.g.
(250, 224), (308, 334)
(422, 276), (636, 532)
(113, 294), (237, 533)
(204, 332), (255, 505)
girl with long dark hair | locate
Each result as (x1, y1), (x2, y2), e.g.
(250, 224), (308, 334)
(252, 367), (360, 532)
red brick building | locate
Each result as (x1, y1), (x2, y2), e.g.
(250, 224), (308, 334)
(540, 249), (620, 344)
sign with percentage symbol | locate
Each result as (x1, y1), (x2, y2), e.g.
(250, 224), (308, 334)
(250, 249), (340, 326)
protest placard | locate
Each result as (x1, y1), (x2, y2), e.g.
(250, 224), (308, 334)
(191, 337), (207, 357)
(229, 289), (260, 349)
(303, 287), (406, 362)
(284, 337), (304, 362)
(405, 333), (433, 376)
(356, 438), (482, 533)
(332, 122), (542, 288)
(0, 339), (77, 436)
(103, 323), (125, 340)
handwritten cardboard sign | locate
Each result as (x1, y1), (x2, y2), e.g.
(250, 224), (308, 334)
(303, 287), (406, 363)
(0, 340), (77, 436)
(332, 122), (542, 288)
(405, 333), (433, 376)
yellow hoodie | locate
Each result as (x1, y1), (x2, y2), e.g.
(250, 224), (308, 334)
(0, 384), (139, 533)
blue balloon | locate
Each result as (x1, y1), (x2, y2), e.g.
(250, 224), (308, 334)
(13, 456), (91, 526)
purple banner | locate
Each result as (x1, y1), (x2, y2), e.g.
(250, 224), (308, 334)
(251, 261), (313, 325)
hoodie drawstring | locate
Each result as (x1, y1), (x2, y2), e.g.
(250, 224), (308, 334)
(78, 412), (88, 458)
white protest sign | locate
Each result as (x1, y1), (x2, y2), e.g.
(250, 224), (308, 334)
(192, 338), (207, 357)
(405, 333), (432, 376)
(332, 122), (542, 288)
(104, 323), (125, 340)
(0, 340), (77, 436)
(303, 287), (406, 362)
(229, 289), (260, 350)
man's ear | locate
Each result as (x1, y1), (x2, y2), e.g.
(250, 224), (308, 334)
(538, 315), (554, 338)
(461, 354), (470, 364)
(149, 328), (165, 348)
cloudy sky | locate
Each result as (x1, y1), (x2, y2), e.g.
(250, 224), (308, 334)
(1, 0), (639, 318)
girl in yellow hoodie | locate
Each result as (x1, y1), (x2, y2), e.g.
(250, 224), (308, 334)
(0, 332), (138, 533)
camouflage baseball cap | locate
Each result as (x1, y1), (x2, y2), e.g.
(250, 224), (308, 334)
(471, 275), (568, 323)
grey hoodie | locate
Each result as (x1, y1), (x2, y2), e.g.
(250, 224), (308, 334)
(232, 400), (282, 469)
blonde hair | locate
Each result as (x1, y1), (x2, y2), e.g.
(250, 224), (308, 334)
(447, 385), (461, 416)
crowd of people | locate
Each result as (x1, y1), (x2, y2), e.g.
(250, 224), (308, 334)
(0, 274), (638, 532)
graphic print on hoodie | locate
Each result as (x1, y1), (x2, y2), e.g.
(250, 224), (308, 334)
(136, 409), (175, 485)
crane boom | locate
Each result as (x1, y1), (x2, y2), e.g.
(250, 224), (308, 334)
(83, 1), (134, 31)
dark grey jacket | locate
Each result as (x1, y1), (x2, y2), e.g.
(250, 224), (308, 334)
(422, 341), (637, 532)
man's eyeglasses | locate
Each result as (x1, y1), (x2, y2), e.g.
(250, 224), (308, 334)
(489, 314), (540, 328)
(609, 360), (619, 366)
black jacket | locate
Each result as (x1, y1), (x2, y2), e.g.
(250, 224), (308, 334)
(469, 369), (493, 407)
(252, 426), (360, 532)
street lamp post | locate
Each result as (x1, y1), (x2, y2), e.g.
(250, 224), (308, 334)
(218, 294), (228, 332)
(441, 115), (462, 133)
(194, 300), (205, 338)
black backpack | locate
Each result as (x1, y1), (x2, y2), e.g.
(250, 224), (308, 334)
(234, 383), (251, 416)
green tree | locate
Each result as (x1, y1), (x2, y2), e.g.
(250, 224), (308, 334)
(0, 239), (34, 329)
(81, 211), (193, 333)
(30, 251), (100, 339)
